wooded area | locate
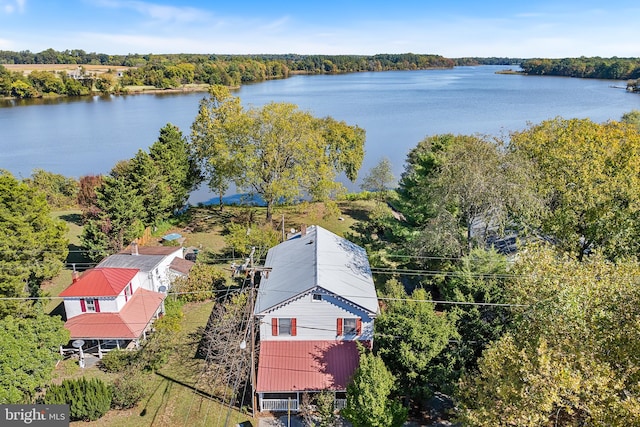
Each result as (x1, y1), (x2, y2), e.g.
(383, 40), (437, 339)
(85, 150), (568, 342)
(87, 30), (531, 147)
(0, 49), (455, 98)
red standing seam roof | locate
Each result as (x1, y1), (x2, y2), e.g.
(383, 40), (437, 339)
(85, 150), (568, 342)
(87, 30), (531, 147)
(64, 288), (165, 340)
(256, 340), (361, 393)
(59, 268), (139, 297)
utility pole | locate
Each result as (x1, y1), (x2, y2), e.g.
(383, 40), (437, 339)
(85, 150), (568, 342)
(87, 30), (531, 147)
(250, 279), (257, 418)
(231, 247), (270, 418)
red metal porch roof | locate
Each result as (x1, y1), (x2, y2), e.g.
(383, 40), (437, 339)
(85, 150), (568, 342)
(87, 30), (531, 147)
(64, 288), (164, 340)
(59, 268), (139, 298)
(256, 340), (361, 393)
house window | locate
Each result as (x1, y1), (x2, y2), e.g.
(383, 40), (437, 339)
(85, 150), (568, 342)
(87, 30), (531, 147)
(272, 318), (297, 336)
(343, 318), (357, 335)
(124, 283), (132, 302)
(81, 298), (100, 313)
(337, 318), (362, 336)
(312, 293), (322, 301)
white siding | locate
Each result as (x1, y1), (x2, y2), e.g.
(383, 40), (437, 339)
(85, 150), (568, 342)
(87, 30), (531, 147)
(63, 297), (118, 318)
(63, 275), (142, 319)
(63, 299), (84, 319)
(258, 291), (374, 341)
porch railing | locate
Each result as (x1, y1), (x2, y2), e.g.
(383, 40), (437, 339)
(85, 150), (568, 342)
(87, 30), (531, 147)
(261, 399), (299, 412)
(260, 398), (347, 413)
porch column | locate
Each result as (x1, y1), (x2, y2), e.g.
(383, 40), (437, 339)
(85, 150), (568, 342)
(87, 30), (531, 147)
(98, 341), (103, 359)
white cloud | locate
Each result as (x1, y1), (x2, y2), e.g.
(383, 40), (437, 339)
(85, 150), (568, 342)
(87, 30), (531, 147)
(90, 0), (211, 24)
(1, 0), (25, 14)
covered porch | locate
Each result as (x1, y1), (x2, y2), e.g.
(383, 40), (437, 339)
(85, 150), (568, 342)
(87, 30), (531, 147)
(62, 288), (165, 359)
(256, 340), (359, 413)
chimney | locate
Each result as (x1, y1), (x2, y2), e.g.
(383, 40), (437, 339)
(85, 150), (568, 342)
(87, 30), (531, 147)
(131, 241), (139, 256)
(72, 271), (79, 283)
(301, 225), (307, 236)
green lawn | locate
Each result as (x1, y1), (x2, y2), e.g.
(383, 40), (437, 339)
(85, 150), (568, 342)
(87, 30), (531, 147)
(63, 300), (254, 427)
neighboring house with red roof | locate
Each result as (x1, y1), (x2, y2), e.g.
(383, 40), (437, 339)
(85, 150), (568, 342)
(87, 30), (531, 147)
(254, 225), (379, 413)
(59, 267), (165, 357)
(59, 245), (191, 358)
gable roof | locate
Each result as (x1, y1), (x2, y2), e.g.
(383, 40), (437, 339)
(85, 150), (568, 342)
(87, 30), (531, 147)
(97, 254), (167, 272)
(254, 225), (378, 315)
(64, 288), (165, 340)
(169, 257), (195, 275)
(256, 340), (360, 392)
(59, 268), (138, 298)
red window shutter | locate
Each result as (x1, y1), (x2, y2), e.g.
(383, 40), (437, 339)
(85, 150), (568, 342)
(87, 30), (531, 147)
(356, 318), (362, 335)
(94, 299), (101, 313)
(80, 299), (86, 313)
(291, 318), (297, 336)
(272, 318), (278, 336)
(337, 318), (343, 336)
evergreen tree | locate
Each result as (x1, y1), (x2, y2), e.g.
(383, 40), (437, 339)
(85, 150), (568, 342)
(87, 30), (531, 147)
(375, 279), (457, 401)
(43, 377), (112, 421)
(148, 123), (199, 211)
(342, 349), (407, 427)
(0, 171), (68, 316)
(0, 313), (69, 403)
(81, 174), (144, 259)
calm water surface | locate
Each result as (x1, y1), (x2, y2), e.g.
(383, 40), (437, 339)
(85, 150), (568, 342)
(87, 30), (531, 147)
(1, 66), (639, 203)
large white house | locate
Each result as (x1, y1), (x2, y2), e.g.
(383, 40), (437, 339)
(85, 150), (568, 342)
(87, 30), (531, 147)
(254, 225), (379, 412)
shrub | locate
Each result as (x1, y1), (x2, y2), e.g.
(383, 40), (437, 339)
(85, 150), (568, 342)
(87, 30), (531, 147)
(173, 264), (229, 302)
(111, 371), (146, 409)
(42, 377), (112, 421)
(100, 349), (137, 373)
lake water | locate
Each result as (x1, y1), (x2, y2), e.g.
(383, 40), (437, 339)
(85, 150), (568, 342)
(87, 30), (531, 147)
(1, 66), (639, 203)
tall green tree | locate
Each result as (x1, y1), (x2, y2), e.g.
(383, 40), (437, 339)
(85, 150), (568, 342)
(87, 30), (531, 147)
(458, 245), (640, 426)
(190, 85), (248, 209)
(148, 123), (199, 211)
(120, 151), (174, 225)
(509, 117), (640, 260)
(342, 350), (407, 427)
(0, 313), (69, 403)
(375, 279), (457, 401)
(190, 85), (365, 220)
(81, 175), (145, 259)
(0, 171), (68, 316)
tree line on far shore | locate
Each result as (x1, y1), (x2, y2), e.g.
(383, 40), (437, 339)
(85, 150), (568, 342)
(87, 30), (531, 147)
(4, 48), (640, 100)
(0, 50), (455, 98)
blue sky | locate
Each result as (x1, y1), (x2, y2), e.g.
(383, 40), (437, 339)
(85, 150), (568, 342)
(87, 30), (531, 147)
(1, 0), (638, 57)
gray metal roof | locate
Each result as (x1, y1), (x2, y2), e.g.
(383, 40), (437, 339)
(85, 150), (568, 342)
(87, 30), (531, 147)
(254, 225), (379, 315)
(96, 254), (166, 272)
